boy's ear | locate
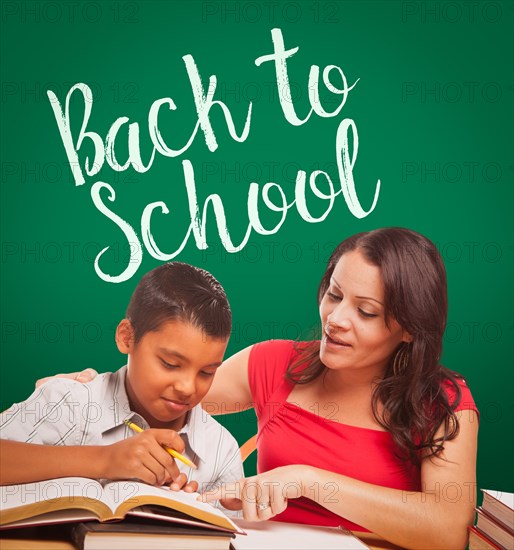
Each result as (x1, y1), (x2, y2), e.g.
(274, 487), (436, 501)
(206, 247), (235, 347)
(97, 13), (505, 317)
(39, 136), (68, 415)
(116, 319), (135, 354)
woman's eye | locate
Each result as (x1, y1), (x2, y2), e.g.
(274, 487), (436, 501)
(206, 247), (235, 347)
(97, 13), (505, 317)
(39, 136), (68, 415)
(327, 291), (341, 301)
(200, 371), (215, 378)
(161, 360), (179, 369)
(358, 308), (377, 319)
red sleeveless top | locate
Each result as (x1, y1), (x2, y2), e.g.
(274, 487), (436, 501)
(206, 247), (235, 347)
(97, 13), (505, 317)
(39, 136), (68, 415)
(248, 340), (478, 531)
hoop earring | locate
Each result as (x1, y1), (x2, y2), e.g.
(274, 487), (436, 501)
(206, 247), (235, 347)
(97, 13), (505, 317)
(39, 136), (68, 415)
(393, 344), (410, 376)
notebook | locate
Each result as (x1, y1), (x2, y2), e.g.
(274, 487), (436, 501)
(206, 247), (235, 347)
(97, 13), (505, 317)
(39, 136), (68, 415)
(231, 519), (370, 549)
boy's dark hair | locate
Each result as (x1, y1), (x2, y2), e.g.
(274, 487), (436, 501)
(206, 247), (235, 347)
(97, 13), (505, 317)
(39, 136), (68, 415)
(126, 262), (231, 342)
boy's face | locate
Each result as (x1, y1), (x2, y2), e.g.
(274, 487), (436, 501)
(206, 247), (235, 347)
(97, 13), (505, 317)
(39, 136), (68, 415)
(117, 319), (228, 430)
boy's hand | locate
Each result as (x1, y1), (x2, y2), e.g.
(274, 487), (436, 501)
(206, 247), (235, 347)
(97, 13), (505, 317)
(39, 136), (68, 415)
(170, 475), (199, 493)
(35, 368), (98, 388)
(103, 429), (187, 487)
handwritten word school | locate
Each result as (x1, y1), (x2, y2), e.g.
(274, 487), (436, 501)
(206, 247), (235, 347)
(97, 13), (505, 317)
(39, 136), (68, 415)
(47, 29), (380, 283)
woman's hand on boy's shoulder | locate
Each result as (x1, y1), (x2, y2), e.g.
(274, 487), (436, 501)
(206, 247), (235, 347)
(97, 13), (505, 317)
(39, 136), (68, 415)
(35, 368), (98, 388)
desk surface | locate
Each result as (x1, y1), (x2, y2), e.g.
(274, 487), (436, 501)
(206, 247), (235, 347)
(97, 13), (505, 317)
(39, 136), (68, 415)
(0, 525), (403, 550)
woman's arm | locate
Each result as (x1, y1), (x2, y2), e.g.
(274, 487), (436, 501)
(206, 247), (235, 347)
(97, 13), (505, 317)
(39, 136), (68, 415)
(202, 409), (478, 550)
(201, 345), (254, 415)
(301, 410), (478, 549)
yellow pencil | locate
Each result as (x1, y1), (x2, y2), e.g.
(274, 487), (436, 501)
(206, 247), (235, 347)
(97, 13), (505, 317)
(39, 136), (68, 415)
(124, 419), (197, 470)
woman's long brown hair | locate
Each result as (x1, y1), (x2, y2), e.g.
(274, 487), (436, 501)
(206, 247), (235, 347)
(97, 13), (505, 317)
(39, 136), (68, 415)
(286, 228), (463, 465)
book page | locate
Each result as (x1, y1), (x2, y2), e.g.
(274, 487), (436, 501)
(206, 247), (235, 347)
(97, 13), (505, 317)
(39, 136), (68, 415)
(232, 520), (370, 549)
(483, 489), (514, 510)
(104, 481), (243, 533)
(1, 508), (97, 528)
(0, 478), (104, 512)
(129, 505), (238, 534)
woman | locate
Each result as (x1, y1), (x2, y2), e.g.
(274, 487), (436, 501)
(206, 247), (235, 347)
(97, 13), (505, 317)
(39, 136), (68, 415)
(36, 228), (479, 549)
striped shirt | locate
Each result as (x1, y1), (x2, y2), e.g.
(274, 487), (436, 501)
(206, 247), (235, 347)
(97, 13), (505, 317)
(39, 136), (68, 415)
(0, 366), (243, 493)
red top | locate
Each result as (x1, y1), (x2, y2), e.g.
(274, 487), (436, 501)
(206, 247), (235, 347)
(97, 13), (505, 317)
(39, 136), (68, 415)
(248, 340), (478, 531)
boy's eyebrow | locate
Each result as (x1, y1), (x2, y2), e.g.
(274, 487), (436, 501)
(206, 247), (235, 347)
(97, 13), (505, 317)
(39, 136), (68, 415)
(157, 348), (223, 368)
(330, 277), (384, 306)
(158, 348), (188, 362)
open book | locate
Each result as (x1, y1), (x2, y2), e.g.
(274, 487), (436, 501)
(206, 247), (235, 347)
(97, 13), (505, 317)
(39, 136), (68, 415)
(0, 477), (244, 535)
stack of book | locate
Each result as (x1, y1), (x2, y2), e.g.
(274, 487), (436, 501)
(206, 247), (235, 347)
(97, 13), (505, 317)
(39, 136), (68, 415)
(469, 489), (514, 550)
(0, 476), (244, 550)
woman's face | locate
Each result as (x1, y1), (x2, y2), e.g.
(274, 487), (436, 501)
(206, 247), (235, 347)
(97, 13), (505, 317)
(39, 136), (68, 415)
(319, 249), (411, 378)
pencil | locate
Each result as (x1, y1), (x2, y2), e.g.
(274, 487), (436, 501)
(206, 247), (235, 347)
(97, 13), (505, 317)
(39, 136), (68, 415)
(124, 419), (197, 470)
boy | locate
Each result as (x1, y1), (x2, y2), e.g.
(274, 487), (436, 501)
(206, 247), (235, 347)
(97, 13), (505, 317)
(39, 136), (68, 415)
(0, 263), (242, 495)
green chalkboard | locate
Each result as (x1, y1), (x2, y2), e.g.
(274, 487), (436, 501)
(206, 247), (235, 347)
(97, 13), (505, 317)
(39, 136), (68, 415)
(1, 0), (512, 494)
